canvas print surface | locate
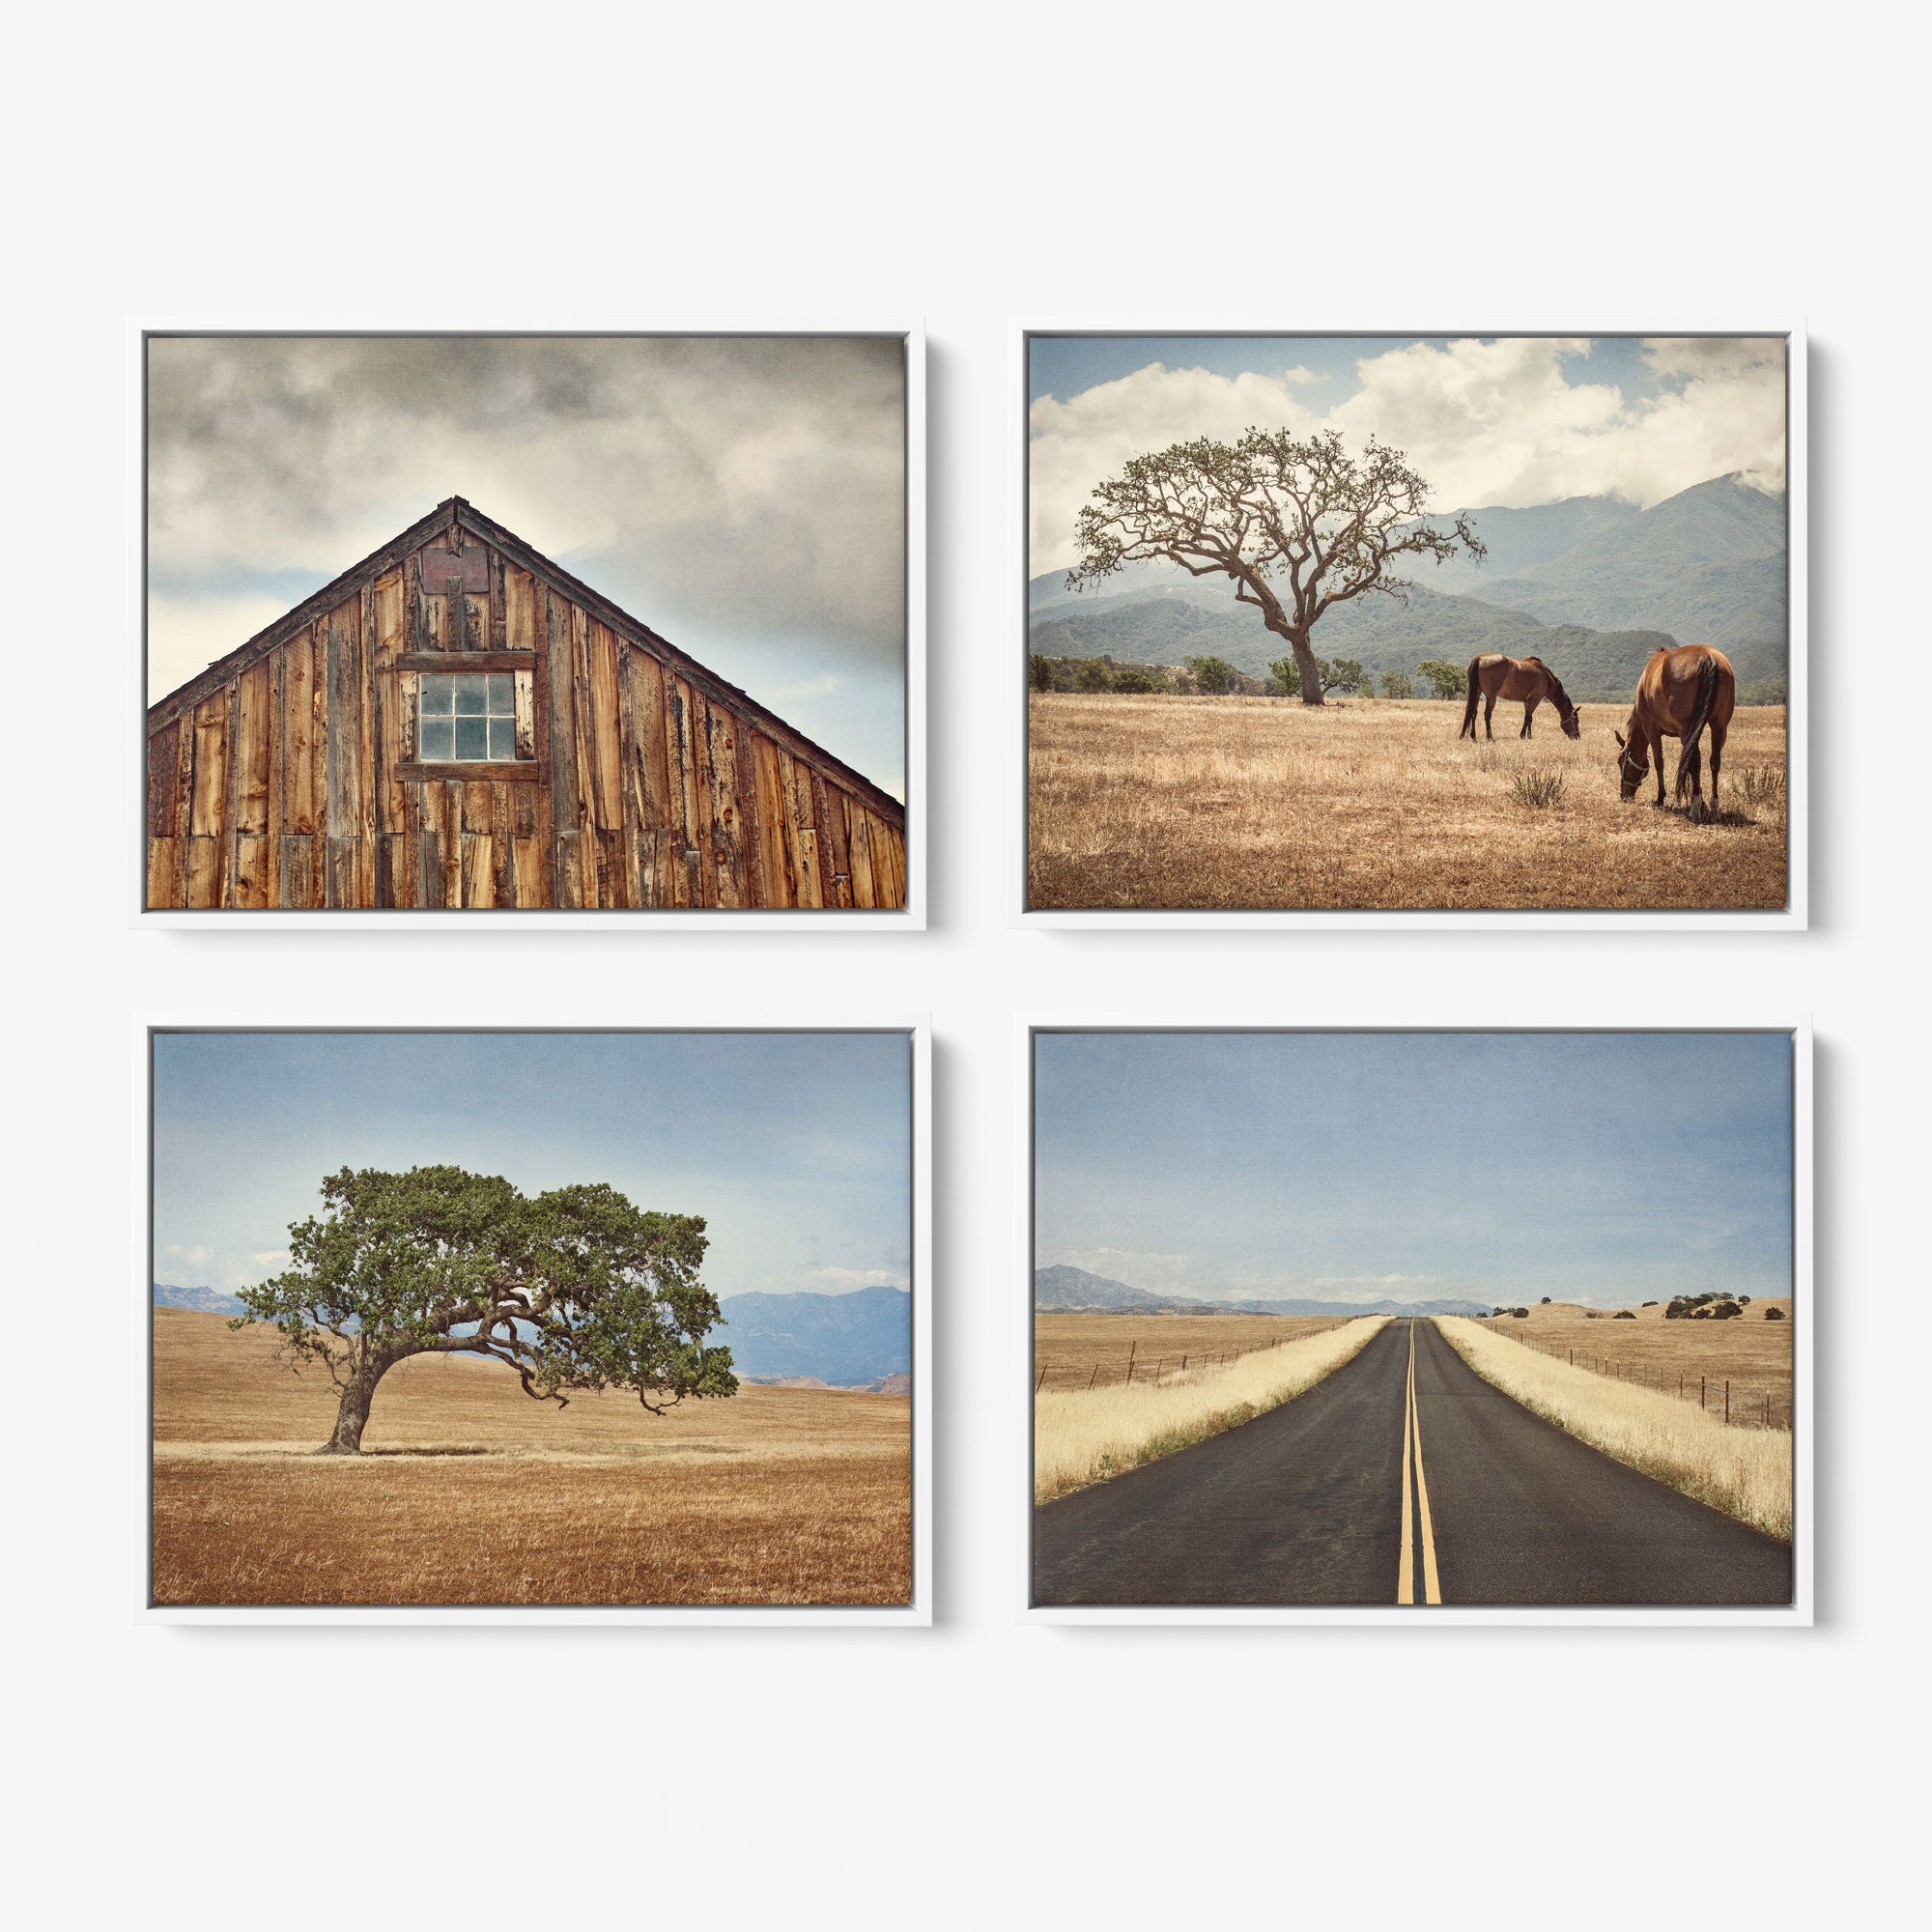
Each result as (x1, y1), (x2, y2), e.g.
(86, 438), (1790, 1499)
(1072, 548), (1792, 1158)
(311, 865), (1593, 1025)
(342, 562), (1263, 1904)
(1029, 1030), (1797, 1609)
(144, 333), (909, 913)
(1025, 333), (1792, 913)
(149, 1030), (916, 1608)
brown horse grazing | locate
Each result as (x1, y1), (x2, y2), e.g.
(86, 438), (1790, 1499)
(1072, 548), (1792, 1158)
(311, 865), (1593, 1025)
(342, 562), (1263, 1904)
(1459, 653), (1580, 741)
(1613, 643), (1736, 812)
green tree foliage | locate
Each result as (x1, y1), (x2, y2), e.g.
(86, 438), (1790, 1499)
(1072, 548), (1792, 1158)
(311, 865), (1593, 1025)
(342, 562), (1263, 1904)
(1267, 656), (1300, 697)
(1185, 655), (1236, 696)
(1378, 668), (1415, 699)
(1323, 658), (1367, 695)
(1416, 659), (1467, 700)
(1074, 656), (1116, 692)
(1111, 667), (1162, 693)
(1029, 653), (1057, 693)
(1066, 428), (1484, 705)
(234, 1165), (737, 1454)
(1614, 1309), (1636, 1319)
(1766, 1305), (1786, 1321)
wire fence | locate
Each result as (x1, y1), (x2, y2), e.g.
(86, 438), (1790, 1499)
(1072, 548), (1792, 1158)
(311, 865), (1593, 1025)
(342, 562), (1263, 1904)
(1477, 1317), (1792, 1431)
(1034, 1330), (1304, 1394)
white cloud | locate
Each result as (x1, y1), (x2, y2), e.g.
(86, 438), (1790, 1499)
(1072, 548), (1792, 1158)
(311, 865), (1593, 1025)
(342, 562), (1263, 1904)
(1051, 1248), (1452, 1305)
(161, 1242), (213, 1266)
(805, 1265), (907, 1293)
(1284, 365), (1319, 384)
(1028, 336), (1787, 576)
(248, 1250), (290, 1267)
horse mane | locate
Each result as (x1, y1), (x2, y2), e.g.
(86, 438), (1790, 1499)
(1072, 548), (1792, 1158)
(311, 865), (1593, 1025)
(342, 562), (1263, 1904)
(1539, 663), (1575, 713)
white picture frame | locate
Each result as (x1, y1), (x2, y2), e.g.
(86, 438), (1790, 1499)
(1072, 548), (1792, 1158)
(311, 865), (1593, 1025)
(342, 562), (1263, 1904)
(131, 321), (926, 929)
(137, 1013), (932, 1626)
(1014, 1014), (1813, 1626)
(1012, 323), (1806, 929)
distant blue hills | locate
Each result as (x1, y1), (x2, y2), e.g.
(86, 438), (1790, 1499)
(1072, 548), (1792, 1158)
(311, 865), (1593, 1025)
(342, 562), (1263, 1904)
(1030, 474), (1788, 700)
(1035, 1264), (1490, 1320)
(154, 1279), (911, 1389)
(153, 1282), (247, 1317)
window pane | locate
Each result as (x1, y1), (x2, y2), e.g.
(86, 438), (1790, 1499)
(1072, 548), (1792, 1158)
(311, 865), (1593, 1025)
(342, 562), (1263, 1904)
(419, 717), (454, 760)
(489, 716), (517, 760)
(420, 676), (453, 716)
(455, 716), (489, 760)
(487, 673), (514, 714)
(453, 673), (488, 715)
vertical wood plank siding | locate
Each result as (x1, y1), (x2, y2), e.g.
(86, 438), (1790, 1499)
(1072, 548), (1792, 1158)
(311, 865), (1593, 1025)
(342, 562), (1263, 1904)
(148, 524), (904, 911)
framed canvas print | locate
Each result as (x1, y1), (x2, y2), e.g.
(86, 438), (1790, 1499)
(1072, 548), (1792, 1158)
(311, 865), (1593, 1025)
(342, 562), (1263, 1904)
(135, 326), (923, 923)
(1016, 325), (1804, 925)
(1017, 1020), (1811, 1625)
(139, 1019), (930, 1624)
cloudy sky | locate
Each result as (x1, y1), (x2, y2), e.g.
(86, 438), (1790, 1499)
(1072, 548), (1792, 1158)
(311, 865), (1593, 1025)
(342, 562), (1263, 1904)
(154, 1031), (911, 1301)
(1035, 1031), (1793, 1308)
(148, 335), (907, 797)
(1028, 334), (1787, 578)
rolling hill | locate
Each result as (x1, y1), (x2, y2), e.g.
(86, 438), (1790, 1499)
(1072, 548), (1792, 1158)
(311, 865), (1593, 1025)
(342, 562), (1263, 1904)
(717, 1285), (911, 1386)
(1035, 1265), (1488, 1319)
(153, 1282), (247, 1316)
(1030, 473), (1788, 699)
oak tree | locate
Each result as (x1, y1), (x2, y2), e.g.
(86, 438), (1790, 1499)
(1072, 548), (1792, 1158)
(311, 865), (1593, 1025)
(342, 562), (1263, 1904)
(233, 1165), (737, 1455)
(1068, 429), (1485, 704)
(1416, 659), (1467, 700)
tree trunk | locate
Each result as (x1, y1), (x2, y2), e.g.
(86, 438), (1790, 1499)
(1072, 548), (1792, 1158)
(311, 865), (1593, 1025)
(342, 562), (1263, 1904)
(1289, 632), (1325, 705)
(318, 1358), (389, 1455)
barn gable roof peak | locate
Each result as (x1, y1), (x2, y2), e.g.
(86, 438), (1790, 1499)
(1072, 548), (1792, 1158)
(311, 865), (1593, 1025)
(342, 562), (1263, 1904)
(145, 497), (902, 822)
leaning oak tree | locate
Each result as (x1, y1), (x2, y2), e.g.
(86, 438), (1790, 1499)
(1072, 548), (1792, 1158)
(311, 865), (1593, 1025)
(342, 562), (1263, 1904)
(233, 1165), (737, 1454)
(1067, 428), (1485, 705)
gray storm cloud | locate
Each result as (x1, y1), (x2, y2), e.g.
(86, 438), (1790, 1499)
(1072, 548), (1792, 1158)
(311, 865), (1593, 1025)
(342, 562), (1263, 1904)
(147, 333), (907, 789)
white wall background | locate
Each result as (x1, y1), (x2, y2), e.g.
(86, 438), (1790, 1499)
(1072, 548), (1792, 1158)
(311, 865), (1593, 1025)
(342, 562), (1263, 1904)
(5, 3), (1920, 1926)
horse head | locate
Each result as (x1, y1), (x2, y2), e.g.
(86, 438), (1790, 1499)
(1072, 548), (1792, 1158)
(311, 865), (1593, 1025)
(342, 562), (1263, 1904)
(1612, 727), (1646, 800)
(1561, 705), (1581, 742)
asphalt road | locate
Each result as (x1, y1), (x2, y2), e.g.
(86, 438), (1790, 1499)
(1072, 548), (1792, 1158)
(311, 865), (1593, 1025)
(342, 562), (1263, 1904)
(1032, 1319), (1792, 1607)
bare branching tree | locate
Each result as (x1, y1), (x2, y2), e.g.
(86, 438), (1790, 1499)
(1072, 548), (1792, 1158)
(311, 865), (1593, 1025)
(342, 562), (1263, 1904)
(1067, 428), (1486, 705)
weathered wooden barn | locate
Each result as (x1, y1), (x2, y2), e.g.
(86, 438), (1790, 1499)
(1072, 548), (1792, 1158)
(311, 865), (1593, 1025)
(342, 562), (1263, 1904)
(145, 497), (908, 911)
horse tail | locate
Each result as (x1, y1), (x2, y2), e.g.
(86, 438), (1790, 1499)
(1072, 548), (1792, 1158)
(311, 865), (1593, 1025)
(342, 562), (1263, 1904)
(1674, 653), (1720, 803)
(1459, 658), (1482, 739)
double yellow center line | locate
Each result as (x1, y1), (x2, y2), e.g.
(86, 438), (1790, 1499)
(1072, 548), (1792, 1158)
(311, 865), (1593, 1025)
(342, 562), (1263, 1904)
(1397, 1321), (1442, 1605)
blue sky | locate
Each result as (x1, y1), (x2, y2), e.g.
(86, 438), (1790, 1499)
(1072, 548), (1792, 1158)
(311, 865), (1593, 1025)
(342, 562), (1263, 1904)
(146, 335), (907, 798)
(153, 1031), (911, 1299)
(1034, 1032), (1794, 1307)
(1025, 333), (1788, 578)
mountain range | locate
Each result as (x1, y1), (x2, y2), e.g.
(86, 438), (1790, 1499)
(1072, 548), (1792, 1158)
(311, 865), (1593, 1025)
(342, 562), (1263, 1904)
(716, 1285), (910, 1386)
(1035, 1264), (1490, 1320)
(1030, 474), (1788, 701)
(153, 1282), (248, 1316)
(153, 1280), (910, 1389)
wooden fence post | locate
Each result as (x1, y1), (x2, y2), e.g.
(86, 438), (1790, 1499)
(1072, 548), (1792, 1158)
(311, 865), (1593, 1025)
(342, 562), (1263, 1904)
(1036, 1363), (1047, 1393)
(1124, 1341), (1136, 1386)
(1088, 1363), (1099, 1390)
(1725, 1379), (1730, 1425)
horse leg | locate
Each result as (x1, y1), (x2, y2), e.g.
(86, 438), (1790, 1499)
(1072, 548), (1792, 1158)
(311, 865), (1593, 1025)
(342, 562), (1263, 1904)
(1520, 698), (1536, 739)
(1483, 692), (1496, 740)
(1652, 733), (1665, 806)
(1709, 724), (1725, 816)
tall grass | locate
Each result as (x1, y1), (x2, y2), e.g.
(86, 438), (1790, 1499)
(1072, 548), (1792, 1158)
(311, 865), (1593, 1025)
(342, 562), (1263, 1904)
(1034, 1317), (1387, 1502)
(1435, 1317), (1791, 1540)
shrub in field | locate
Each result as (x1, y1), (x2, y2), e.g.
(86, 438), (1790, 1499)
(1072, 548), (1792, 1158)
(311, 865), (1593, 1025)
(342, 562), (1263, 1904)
(1737, 764), (1786, 810)
(1185, 655), (1236, 695)
(1614, 1309), (1636, 1319)
(1642, 1300), (1659, 1307)
(1511, 1307), (1529, 1319)
(1766, 1305), (1786, 1321)
(1112, 668), (1162, 694)
(1436, 1318), (1792, 1539)
(1541, 1296), (1551, 1304)
(1509, 769), (1565, 809)
(1585, 1311), (1603, 1319)
(1033, 1318), (1388, 1501)
(1029, 653), (1057, 693)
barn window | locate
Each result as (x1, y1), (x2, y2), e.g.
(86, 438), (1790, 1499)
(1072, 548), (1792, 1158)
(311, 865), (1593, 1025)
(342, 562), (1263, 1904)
(417, 672), (519, 761)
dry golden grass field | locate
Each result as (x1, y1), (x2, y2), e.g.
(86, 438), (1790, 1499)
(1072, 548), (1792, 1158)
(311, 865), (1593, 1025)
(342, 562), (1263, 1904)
(1437, 1318), (1792, 1539)
(1028, 694), (1788, 911)
(1473, 1297), (1794, 1424)
(152, 1308), (911, 1606)
(1034, 1311), (1347, 1389)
